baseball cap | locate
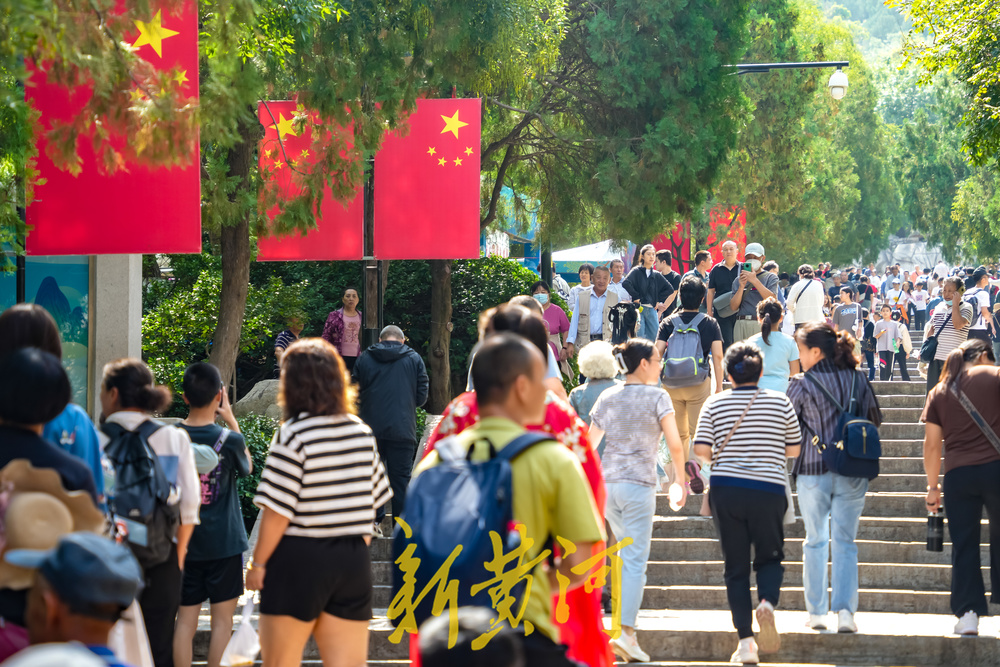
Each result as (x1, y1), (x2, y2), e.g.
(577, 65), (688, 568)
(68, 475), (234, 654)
(745, 242), (765, 257)
(973, 265), (988, 281)
(892, 277), (901, 284)
(5, 532), (143, 620)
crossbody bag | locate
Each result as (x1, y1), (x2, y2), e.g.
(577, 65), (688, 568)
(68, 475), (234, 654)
(949, 382), (1000, 457)
(700, 389), (761, 518)
(920, 311), (952, 362)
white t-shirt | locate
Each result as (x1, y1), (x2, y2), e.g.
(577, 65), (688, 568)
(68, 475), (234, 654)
(965, 288), (992, 330)
(885, 289), (909, 308)
(911, 290), (928, 311)
(934, 262), (950, 278)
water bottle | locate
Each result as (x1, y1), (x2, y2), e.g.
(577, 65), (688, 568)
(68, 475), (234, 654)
(926, 509), (944, 552)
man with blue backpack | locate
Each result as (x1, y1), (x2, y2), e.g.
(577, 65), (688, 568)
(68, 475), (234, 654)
(396, 333), (605, 665)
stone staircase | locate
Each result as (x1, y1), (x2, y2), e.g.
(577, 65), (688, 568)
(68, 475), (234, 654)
(360, 326), (999, 665)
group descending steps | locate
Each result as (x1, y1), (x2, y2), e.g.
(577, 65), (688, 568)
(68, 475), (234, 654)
(359, 330), (999, 665)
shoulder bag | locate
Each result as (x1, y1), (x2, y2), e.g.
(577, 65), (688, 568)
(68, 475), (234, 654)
(803, 372), (881, 480)
(949, 381), (1000, 456)
(700, 389), (761, 518)
(920, 311), (952, 362)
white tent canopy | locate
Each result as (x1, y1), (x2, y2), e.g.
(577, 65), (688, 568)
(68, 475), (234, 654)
(552, 240), (626, 262)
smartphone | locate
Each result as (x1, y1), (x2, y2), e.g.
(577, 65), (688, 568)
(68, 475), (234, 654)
(742, 261), (753, 272)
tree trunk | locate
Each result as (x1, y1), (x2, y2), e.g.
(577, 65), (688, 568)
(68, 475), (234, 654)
(209, 112), (260, 390)
(427, 259), (453, 413)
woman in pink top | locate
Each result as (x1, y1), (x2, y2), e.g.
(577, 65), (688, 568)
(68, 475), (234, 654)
(531, 280), (571, 378)
(321, 287), (363, 371)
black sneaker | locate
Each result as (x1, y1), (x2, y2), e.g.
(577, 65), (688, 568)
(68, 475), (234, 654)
(686, 460), (706, 495)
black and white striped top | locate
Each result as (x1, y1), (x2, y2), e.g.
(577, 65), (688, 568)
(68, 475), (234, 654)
(254, 413), (392, 538)
(694, 387), (801, 491)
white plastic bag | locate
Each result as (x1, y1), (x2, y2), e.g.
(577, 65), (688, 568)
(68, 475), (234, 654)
(220, 598), (260, 667)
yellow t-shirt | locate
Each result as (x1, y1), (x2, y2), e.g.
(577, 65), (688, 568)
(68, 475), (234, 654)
(413, 416), (606, 642)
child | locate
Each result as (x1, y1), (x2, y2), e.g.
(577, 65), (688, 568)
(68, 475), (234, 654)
(173, 363), (253, 667)
(860, 308), (877, 382)
(873, 305), (909, 381)
(911, 281), (929, 332)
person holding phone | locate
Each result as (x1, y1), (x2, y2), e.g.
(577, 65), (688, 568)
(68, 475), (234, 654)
(729, 242), (779, 344)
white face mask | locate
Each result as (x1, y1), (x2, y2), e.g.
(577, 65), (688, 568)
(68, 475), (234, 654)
(748, 259), (762, 273)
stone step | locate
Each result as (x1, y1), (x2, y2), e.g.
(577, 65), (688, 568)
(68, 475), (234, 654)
(865, 474), (928, 493)
(876, 394), (928, 408)
(876, 422), (925, 439)
(879, 456), (927, 474)
(650, 516), (989, 542)
(879, 439), (924, 457)
(636, 584), (950, 613)
(662, 492), (928, 517)
(880, 407), (926, 422)
(869, 381), (927, 395)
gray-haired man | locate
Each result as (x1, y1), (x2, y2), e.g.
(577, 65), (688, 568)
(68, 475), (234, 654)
(353, 325), (429, 533)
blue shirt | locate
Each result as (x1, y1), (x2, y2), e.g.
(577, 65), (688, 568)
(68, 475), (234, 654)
(87, 644), (133, 667)
(747, 331), (800, 393)
(44, 403), (105, 506)
(567, 289), (611, 341)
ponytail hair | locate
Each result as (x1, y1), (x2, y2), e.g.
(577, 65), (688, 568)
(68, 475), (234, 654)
(756, 297), (783, 345)
(793, 321), (859, 370)
(612, 338), (656, 376)
(102, 358), (172, 414)
(939, 339), (995, 390)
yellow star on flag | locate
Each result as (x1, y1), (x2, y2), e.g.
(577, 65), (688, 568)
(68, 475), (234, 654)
(438, 158), (447, 166)
(270, 113), (298, 139)
(440, 110), (469, 139)
(132, 10), (180, 58)
(427, 147), (437, 156)
(173, 70), (189, 85)
(464, 147), (474, 156)
(454, 157), (463, 166)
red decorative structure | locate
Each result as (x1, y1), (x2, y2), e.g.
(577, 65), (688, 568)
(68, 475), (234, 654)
(256, 101), (364, 261)
(26, 1), (201, 255)
(374, 98), (482, 260)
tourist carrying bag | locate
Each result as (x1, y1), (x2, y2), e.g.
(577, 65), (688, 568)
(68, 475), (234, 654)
(803, 372), (881, 480)
(920, 312), (952, 362)
(712, 291), (736, 319)
(660, 313), (710, 388)
(701, 389), (761, 518)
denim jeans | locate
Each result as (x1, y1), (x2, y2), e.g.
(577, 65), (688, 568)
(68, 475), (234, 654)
(636, 306), (659, 341)
(604, 482), (656, 628)
(863, 350), (876, 381)
(796, 472), (869, 616)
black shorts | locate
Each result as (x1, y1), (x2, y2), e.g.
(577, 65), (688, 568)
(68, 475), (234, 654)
(181, 554), (244, 606)
(259, 535), (371, 622)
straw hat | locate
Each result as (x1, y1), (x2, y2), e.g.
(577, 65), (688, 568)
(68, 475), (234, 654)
(0, 460), (105, 590)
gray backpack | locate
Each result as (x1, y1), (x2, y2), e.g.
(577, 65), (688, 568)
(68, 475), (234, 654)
(660, 313), (710, 388)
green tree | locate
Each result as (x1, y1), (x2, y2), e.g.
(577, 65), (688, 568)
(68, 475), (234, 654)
(951, 168), (1000, 263)
(891, 0), (1000, 167)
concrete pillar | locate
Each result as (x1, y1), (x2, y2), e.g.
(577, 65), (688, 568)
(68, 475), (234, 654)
(89, 254), (143, 419)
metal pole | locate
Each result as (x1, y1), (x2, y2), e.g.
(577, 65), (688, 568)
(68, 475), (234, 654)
(726, 60), (849, 75)
(362, 156), (380, 348)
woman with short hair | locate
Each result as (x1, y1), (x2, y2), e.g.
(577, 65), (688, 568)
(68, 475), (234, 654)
(247, 338), (392, 667)
(922, 338), (1000, 636)
(786, 323), (882, 634)
(785, 265), (825, 327)
(531, 280), (572, 378)
(568, 341), (620, 458)
(693, 342), (802, 664)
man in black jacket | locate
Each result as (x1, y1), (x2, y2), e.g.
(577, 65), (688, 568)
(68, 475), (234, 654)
(353, 325), (429, 532)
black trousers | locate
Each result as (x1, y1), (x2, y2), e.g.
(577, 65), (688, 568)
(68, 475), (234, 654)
(926, 359), (944, 394)
(944, 461), (1000, 617)
(913, 309), (926, 332)
(711, 485), (787, 639)
(879, 350), (910, 381)
(138, 543), (182, 667)
(521, 632), (586, 667)
(375, 437), (418, 523)
(718, 314), (737, 352)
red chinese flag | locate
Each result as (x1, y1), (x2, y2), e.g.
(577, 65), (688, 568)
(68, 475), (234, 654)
(26, 1), (201, 255)
(374, 98), (481, 260)
(256, 101), (363, 261)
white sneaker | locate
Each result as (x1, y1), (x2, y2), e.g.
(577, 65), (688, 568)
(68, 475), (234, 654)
(730, 637), (759, 664)
(954, 611), (979, 636)
(837, 609), (857, 633)
(610, 632), (650, 663)
(807, 613), (828, 630)
(754, 600), (780, 653)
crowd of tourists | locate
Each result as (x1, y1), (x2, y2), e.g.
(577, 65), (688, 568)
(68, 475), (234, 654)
(0, 245), (996, 667)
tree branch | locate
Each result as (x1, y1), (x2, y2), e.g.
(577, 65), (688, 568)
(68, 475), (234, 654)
(481, 143), (517, 230)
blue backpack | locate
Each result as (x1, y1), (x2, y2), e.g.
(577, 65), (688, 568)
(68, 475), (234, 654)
(804, 372), (880, 480)
(390, 432), (553, 628)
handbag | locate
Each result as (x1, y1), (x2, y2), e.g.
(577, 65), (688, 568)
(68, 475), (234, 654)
(949, 382), (1000, 456)
(713, 290), (736, 319)
(803, 372), (881, 480)
(700, 389), (761, 518)
(920, 311), (952, 362)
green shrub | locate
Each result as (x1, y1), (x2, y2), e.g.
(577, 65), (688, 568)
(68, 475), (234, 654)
(236, 414), (278, 531)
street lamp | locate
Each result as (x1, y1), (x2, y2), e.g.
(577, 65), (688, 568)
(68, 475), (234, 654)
(726, 61), (850, 99)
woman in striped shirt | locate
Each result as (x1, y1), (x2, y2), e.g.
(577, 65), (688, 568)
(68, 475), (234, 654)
(786, 322), (881, 634)
(247, 338), (392, 667)
(693, 342), (802, 664)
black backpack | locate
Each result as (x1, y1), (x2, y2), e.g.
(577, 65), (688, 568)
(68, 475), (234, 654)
(102, 420), (181, 569)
